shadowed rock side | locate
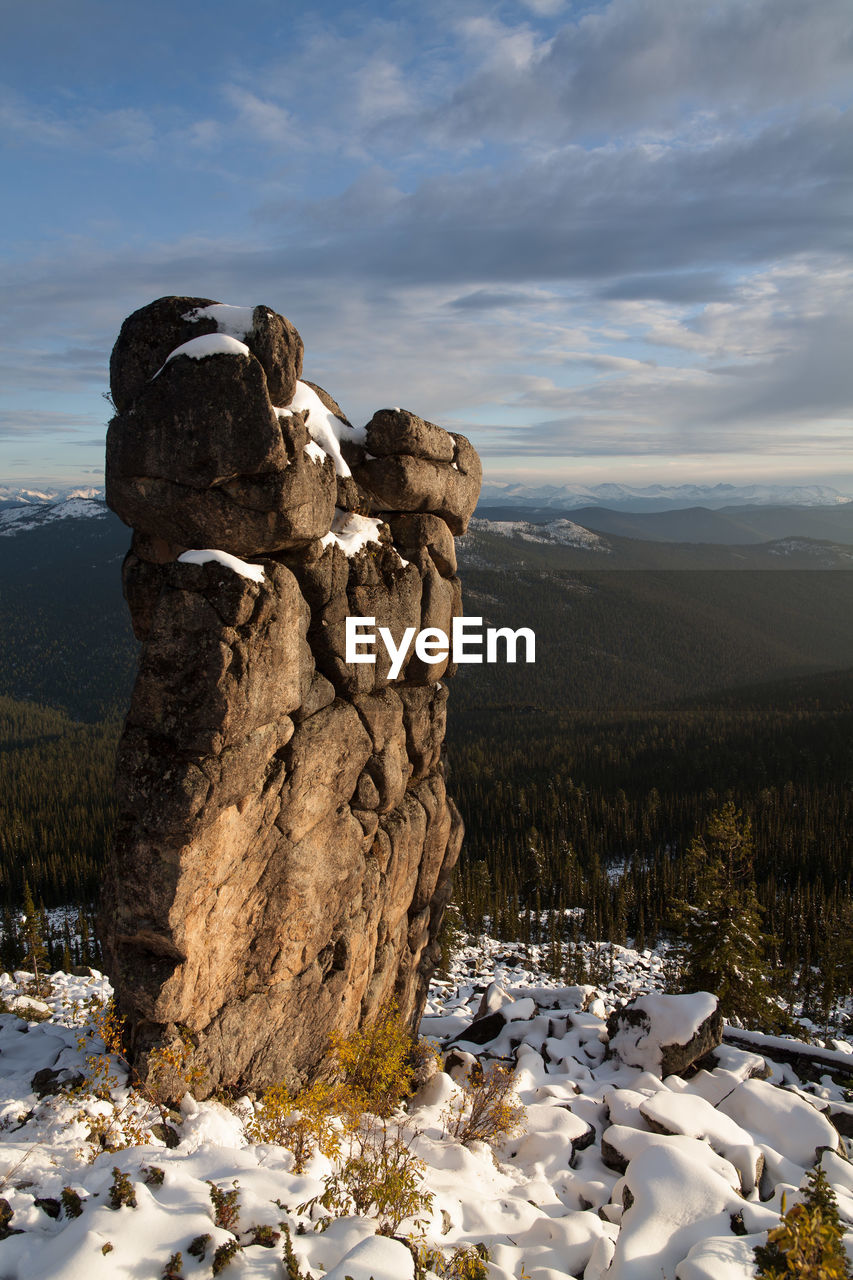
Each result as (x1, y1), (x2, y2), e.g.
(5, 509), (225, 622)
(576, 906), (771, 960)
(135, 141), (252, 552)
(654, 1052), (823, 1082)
(100, 296), (480, 1096)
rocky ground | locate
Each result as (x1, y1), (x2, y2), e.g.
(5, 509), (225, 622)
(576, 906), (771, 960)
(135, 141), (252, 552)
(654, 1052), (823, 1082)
(0, 939), (851, 1279)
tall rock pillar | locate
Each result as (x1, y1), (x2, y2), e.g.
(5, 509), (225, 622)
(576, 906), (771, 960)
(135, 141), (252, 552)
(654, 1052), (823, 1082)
(99, 297), (481, 1095)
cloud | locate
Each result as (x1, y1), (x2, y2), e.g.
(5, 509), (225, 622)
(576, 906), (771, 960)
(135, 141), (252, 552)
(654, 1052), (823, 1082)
(0, 411), (98, 439)
(1, 0), (851, 486)
(416, 0), (853, 149)
(250, 109), (852, 292)
(0, 90), (155, 157)
(448, 288), (554, 310)
(222, 87), (299, 147)
(518, 0), (566, 15)
(597, 272), (734, 304)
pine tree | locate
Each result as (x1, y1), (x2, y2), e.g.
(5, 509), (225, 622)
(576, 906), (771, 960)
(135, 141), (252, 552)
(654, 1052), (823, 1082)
(678, 802), (777, 1028)
(754, 1166), (853, 1278)
(21, 878), (48, 996)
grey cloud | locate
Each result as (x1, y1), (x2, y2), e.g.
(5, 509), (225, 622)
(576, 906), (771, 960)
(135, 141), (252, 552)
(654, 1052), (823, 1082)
(448, 288), (551, 310)
(597, 272), (734, 304)
(420, 0), (853, 148)
(0, 411), (94, 439)
(253, 109), (852, 288)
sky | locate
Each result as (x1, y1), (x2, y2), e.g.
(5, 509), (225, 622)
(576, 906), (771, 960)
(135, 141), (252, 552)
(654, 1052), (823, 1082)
(1, 0), (851, 492)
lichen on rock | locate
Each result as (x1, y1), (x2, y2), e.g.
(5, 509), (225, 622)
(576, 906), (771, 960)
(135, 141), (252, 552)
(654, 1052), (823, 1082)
(99, 296), (481, 1096)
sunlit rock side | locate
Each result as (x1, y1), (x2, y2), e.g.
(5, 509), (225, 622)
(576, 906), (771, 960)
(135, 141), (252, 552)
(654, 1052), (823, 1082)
(100, 296), (480, 1096)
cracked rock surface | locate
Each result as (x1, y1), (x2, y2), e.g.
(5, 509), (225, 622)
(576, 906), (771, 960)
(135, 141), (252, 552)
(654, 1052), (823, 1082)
(100, 296), (480, 1095)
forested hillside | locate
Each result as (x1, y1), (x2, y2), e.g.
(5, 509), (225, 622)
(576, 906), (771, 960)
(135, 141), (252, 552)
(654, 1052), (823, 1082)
(0, 509), (136, 720)
(3, 506), (853, 1018)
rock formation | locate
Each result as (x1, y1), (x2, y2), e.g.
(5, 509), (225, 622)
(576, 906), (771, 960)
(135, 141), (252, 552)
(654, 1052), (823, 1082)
(100, 297), (481, 1096)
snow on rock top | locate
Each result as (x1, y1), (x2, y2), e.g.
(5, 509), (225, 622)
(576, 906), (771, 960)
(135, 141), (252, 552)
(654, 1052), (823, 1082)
(304, 440), (327, 465)
(609, 1144), (743, 1280)
(608, 991), (720, 1074)
(279, 380), (366, 478)
(182, 302), (257, 338)
(163, 333), (252, 366)
(323, 1234), (415, 1280)
(717, 1076), (839, 1168)
(177, 548), (265, 583)
(321, 508), (391, 559)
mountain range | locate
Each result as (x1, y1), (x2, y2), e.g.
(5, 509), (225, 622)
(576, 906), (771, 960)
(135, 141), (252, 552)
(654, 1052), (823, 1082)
(2, 479), (851, 515)
(479, 480), (852, 512)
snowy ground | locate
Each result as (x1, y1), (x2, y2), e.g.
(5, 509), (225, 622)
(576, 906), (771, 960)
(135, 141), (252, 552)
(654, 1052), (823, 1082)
(0, 939), (851, 1279)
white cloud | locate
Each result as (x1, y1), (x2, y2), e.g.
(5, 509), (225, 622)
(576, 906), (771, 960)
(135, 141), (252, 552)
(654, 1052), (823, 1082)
(222, 86), (299, 146)
(0, 90), (155, 156)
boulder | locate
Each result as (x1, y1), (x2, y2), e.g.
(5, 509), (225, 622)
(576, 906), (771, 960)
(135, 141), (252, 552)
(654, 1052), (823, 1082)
(109, 295), (303, 413)
(355, 430), (482, 535)
(607, 992), (722, 1076)
(365, 408), (455, 462)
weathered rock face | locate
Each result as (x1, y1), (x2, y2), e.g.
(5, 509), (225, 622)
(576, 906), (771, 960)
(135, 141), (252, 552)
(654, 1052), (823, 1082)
(100, 296), (480, 1096)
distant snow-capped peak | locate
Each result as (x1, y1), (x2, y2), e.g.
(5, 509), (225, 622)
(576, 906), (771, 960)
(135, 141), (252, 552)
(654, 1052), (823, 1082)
(0, 484), (105, 506)
(468, 516), (609, 551)
(478, 481), (853, 512)
(0, 493), (109, 536)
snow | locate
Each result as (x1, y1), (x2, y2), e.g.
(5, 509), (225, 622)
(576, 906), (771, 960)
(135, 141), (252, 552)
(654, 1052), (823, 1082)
(676, 1232), (767, 1280)
(1, 939), (852, 1280)
(163, 333), (252, 366)
(609, 1145), (742, 1280)
(323, 1234), (414, 1280)
(177, 549), (265, 583)
(638, 1091), (763, 1193)
(320, 508), (407, 566)
(609, 991), (717, 1074)
(304, 441), (327, 465)
(717, 1076), (839, 1168)
(279, 381), (366, 478)
(0, 497), (108, 537)
(469, 516), (608, 551)
(723, 1024), (853, 1073)
(183, 303), (257, 339)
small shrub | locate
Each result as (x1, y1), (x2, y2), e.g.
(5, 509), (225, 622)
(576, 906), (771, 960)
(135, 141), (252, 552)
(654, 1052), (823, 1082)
(246, 1223), (280, 1247)
(754, 1167), (853, 1278)
(208, 1180), (240, 1231)
(247, 1081), (340, 1172)
(101, 1242), (113, 1255)
(282, 1224), (310, 1280)
(142, 1165), (165, 1187)
(211, 1239), (242, 1274)
(146, 1029), (208, 1106)
(419, 1243), (491, 1278)
(444, 1063), (525, 1147)
(75, 1000), (126, 1095)
(60, 1186), (83, 1218)
(68, 1002), (149, 1156)
(162, 1252), (183, 1279)
(187, 1233), (211, 1260)
(108, 1167), (137, 1210)
(330, 1000), (415, 1117)
(299, 1116), (433, 1235)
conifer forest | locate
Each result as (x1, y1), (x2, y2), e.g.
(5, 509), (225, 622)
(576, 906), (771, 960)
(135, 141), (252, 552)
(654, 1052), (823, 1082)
(1, 514), (853, 1027)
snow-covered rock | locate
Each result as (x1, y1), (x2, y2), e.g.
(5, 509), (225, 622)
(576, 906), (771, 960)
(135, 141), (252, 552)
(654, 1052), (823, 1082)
(717, 1076), (839, 1168)
(607, 992), (722, 1075)
(0, 940), (851, 1280)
